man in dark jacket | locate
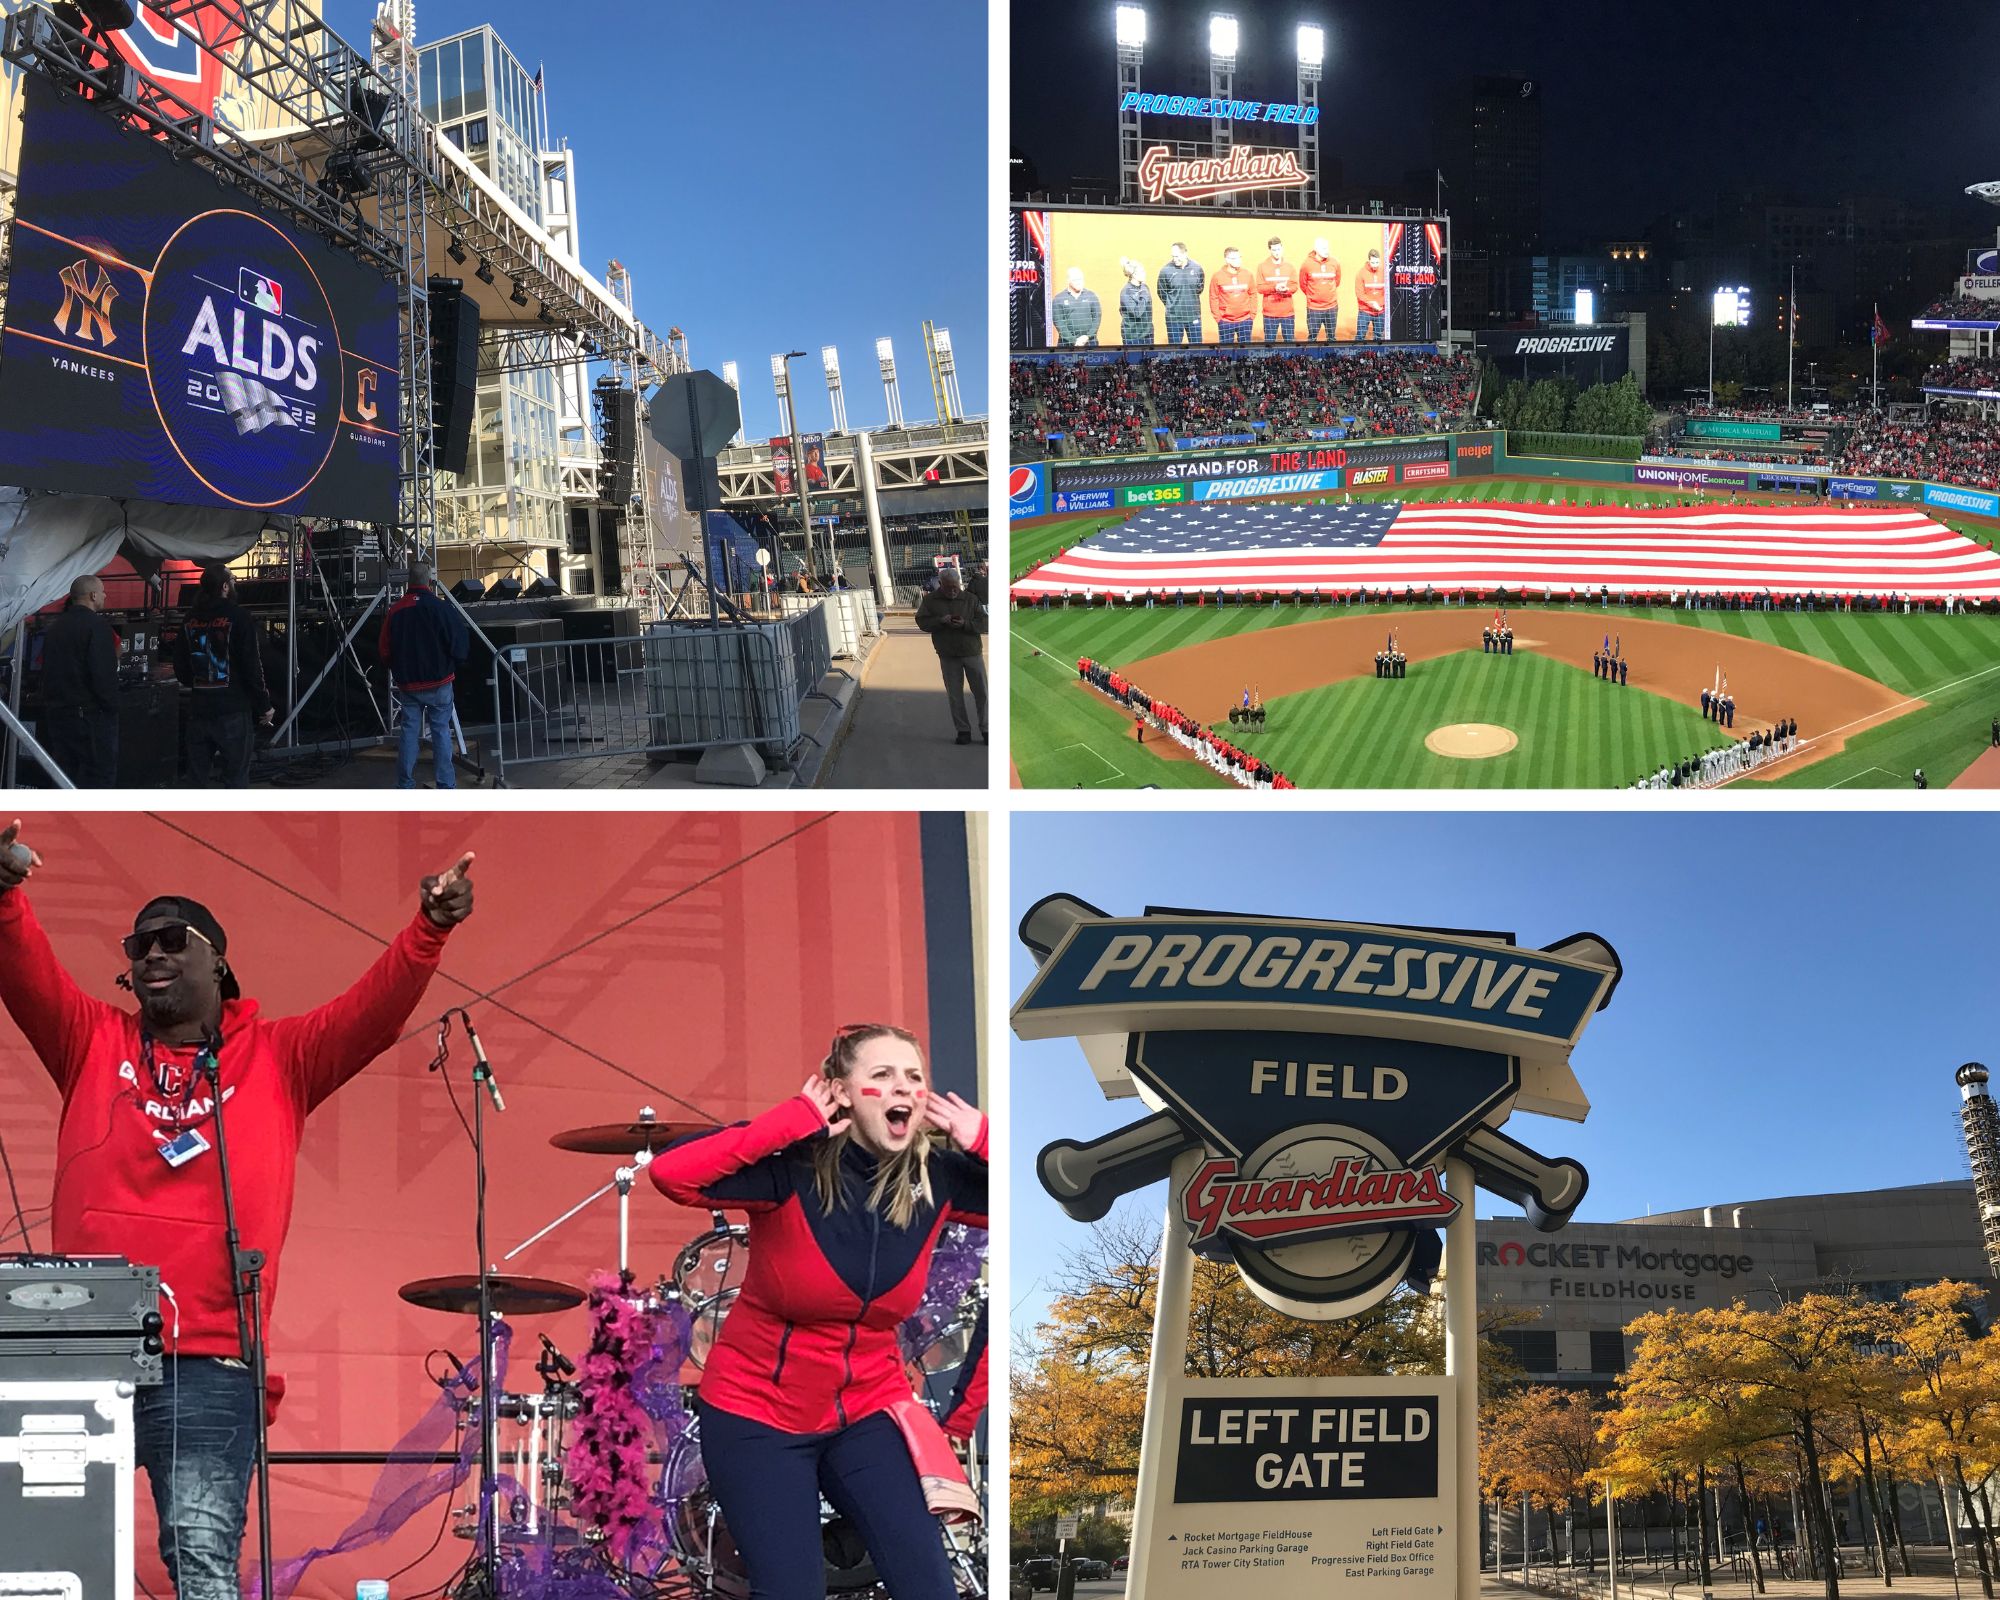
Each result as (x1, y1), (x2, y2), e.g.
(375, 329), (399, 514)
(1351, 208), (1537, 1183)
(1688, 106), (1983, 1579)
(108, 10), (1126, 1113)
(914, 568), (988, 744)
(1051, 267), (1102, 348)
(38, 574), (120, 786)
(172, 567), (272, 788)
(1156, 243), (1205, 344)
(378, 563), (469, 789)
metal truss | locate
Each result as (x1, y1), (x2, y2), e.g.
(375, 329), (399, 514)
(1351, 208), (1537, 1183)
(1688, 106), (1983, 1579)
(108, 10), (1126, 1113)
(716, 420), (988, 504)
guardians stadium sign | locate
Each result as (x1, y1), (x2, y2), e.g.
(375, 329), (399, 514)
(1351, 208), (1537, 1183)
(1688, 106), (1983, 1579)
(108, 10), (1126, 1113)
(1013, 896), (1618, 1318)
(1138, 144), (1309, 205)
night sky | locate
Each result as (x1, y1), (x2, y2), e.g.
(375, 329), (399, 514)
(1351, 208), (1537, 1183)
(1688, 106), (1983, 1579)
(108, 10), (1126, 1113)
(1012, 2), (1998, 242)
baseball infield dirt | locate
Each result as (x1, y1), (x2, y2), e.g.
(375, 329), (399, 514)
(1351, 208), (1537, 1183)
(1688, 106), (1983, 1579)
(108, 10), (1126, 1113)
(1424, 724), (1520, 759)
(1950, 746), (2000, 788)
(1103, 609), (1917, 779)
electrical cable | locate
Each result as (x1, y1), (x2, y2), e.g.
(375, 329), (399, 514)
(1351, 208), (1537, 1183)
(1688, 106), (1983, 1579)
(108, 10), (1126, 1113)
(137, 810), (842, 1120)
(0, 1128), (38, 1252)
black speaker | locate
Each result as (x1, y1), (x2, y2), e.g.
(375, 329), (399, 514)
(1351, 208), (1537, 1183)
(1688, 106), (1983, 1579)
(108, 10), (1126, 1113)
(429, 277), (480, 477)
(600, 386), (637, 503)
(596, 509), (624, 596)
(524, 576), (562, 598)
(486, 576), (523, 602)
(451, 578), (486, 603)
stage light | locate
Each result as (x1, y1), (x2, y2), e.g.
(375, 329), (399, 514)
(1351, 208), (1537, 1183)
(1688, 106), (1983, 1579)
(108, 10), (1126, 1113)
(1115, 3), (1146, 48)
(510, 281), (529, 307)
(476, 259), (495, 285)
(1297, 22), (1323, 65)
(76, 0), (138, 31)
(447, 237), (467, 265)
(1209, 13), (1238, 62)
(537, 302), (553, 324)
(319, 148), (369, 198)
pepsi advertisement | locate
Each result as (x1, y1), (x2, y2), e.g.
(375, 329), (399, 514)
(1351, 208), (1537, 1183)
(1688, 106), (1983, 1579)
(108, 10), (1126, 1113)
(0, 78), (401, 520)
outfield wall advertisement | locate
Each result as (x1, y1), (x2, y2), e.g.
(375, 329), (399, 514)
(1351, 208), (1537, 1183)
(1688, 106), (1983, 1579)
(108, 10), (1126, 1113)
(1014, 206), (1443, 349)
(1926, 483), (2000, 518)
(1009, 461), (1049, 521)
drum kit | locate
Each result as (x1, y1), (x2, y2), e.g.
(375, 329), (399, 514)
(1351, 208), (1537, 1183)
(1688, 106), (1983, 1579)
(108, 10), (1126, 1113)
(395, 1110), (988, 1599)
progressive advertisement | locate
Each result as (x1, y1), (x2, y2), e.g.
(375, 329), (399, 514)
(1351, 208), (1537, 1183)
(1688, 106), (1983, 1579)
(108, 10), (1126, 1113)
(1016, 207), (1442, 350)
(0, 77), (399, 519)
(1051, 436), (1449, 496)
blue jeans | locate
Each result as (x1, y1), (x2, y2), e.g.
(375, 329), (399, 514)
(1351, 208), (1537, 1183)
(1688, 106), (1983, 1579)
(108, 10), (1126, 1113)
(1263, 316), (1295, 342)
(395, 682), (457, 788)
(695, 1399), (956, 1600)
(1306, 308), (1338, 340)
(1215, 319), (1251, 345)
(1164, 317), (1199, 344)
(135, 1358), (259, 1600)
(1357, 309), (1386, 340)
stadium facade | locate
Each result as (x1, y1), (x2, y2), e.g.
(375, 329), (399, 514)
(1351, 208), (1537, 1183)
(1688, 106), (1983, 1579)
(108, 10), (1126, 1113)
(1478, 1177), (1992, 1382)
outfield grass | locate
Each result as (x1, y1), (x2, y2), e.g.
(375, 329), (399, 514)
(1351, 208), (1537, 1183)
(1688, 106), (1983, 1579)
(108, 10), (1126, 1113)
(1012, 596), (2000, 790)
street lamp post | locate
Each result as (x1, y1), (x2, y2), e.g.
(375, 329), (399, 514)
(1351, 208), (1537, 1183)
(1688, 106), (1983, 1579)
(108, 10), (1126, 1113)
(779, 349), (817, 583)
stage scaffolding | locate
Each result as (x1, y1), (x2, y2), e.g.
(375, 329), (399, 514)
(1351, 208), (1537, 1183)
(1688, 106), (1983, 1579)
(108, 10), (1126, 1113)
(0, 0), (686, 769)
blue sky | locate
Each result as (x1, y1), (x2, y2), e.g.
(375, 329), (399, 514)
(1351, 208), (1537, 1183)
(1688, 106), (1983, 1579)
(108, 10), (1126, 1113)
(327, 0), (987, 442)
(1009, 812), (1998, 1339)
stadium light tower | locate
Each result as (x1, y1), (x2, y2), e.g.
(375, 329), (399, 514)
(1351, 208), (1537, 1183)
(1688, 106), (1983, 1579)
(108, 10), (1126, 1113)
(721, 360), (745, 444)
(1116, 4), (1146, 205)
(822, 345), (848, 434)
(877, 336), (905, 429)
(1209, 12), (1238, 204)
(778, 349), (818, 580)
(770, 352), (793, 437)
(926, 325), (965, 424)
(1297, 23), (1323, 214)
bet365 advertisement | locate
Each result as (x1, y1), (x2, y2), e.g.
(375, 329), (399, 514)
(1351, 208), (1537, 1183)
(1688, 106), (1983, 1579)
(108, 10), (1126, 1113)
(0, 76), (401, 519)
(1016, 208), (1443, 351)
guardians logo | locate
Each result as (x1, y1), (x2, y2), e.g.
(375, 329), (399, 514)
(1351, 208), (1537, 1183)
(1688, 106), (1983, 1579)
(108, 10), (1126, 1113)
(145, 210), (345, 507)
(1014, 896), (1617, 1319)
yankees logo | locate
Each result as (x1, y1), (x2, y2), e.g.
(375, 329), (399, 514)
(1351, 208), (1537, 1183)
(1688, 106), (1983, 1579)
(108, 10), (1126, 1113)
(55, 260), (119, 346)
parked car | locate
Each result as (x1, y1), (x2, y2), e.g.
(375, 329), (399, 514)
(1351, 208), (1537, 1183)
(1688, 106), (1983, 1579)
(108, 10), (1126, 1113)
(1073, 1558), (1111, 1581)
(1111, 1556), (1130, 1572)
(1019, 1558), (1058, 1593)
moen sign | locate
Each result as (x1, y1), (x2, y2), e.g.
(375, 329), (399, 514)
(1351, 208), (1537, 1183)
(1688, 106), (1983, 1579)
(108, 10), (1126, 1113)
(1138, 144), (1309, 204)
(1014, 896), (1616, 1600)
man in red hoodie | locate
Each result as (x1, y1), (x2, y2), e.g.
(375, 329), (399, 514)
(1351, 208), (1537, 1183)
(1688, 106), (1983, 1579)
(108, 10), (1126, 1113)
(0, 821), (474, 1600)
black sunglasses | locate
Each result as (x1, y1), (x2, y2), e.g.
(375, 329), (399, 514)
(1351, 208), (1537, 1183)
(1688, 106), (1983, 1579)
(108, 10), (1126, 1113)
(122, 925), (215, 962)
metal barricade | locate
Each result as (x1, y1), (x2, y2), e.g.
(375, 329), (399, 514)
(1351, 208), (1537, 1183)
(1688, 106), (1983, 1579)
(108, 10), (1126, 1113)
(489, 622), (814, 785)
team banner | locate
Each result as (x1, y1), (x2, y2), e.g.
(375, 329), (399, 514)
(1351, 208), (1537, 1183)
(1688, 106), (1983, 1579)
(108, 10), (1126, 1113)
(766, 434), (828, 497)
(0, 76), (400, 519)
(1016, 207), (1441, 350)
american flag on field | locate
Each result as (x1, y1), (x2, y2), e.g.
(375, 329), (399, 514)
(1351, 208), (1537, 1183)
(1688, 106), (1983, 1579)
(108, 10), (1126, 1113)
(1010, 500), (2000, 598)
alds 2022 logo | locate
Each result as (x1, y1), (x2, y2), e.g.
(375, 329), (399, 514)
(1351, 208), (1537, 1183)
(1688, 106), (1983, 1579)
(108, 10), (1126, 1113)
(144, 209), (344, 507)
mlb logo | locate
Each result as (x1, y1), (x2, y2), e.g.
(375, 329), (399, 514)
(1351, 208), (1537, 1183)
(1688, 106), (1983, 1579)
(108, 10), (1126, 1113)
(238, 269), (282, 316)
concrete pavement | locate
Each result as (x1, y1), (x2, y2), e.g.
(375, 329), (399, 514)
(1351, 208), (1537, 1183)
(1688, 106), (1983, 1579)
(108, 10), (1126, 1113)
(819, 612), (989, 788)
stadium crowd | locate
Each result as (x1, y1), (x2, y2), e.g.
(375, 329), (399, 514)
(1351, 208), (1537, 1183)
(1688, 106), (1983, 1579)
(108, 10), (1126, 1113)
(1145, 349), (1474, 444)
(1075, 656), (1296, 788)
(1835, 409), (2000, 489)
(1922, 359), (2000, 393)
(1010, 349), (1476, 458)
(1011, 361), (1150, 459)
(1918, 295), (2000, 323)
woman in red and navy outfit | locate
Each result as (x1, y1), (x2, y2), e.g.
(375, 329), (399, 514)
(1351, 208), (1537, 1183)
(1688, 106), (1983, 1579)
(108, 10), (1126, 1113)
(649, 1023), (987, 1599)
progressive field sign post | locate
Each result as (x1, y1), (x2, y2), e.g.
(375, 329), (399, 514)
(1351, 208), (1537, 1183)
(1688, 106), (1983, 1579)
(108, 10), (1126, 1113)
(1013, 896), (1620, 1599)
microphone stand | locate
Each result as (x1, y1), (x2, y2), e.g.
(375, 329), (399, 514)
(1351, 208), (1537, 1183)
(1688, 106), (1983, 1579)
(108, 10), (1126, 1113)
(197, 1033), (274, 1600)
(440, 1010), (501, 1597)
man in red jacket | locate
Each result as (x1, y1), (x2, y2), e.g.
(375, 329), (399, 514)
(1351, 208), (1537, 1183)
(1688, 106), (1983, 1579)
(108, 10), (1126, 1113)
(0, 820), (474, 1600)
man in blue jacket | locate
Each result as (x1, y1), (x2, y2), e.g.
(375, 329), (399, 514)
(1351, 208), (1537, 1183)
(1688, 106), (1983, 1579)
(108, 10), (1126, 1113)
(378, 563), (469, 788)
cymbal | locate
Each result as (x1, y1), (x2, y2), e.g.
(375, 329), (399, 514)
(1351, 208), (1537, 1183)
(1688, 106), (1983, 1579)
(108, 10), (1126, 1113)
(399, 1274), (585, 1317)
(549, 1120), (717, 1155)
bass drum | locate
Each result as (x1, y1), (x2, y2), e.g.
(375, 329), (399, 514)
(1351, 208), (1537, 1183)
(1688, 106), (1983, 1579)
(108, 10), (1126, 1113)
(674, 1223), (749, 1373)
(664, 1420), (883, 1597)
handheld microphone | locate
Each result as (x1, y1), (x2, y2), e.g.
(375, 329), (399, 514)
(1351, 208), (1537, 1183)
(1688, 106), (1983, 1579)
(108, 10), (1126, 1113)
(538, 1332), (575, 1377)
(1, 842), (31, 875)
(462, 1013), (505, 1113)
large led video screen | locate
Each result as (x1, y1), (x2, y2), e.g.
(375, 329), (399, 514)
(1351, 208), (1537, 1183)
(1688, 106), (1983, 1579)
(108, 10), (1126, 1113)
(1013, 207), (1443, 350)
(0, 76), (401, 520)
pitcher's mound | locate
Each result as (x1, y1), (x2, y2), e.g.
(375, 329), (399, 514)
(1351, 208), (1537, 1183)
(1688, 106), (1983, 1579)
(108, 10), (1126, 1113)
(1425, 723), (1519, 759)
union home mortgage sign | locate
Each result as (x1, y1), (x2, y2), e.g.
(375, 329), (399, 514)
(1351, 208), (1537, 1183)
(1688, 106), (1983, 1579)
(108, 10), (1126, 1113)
(1014, 896), (1616, 1317)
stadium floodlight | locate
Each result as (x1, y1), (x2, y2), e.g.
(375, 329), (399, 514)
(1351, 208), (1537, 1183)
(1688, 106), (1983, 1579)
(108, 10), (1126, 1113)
(1966, 182), (2000, 206)
(821, 344), (841, 378)
(1209, 12), (1238, 61)
(721, 360), (740, 389)
(1297, 22), (1323, 66)
(932, 327), (953, 356)
(875, 336), (896, 365)
(769, 353), (788, 379)
(1574, 288), (1595, 326)
(1115, 3), (1147, 49)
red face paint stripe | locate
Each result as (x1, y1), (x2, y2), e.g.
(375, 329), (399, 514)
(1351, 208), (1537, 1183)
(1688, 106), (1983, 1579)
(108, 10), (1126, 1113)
(858, 1087), (883, 1098)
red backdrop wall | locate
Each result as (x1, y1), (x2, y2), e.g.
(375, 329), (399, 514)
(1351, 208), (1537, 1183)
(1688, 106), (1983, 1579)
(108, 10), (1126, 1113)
(0, 809), (954, 1598)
